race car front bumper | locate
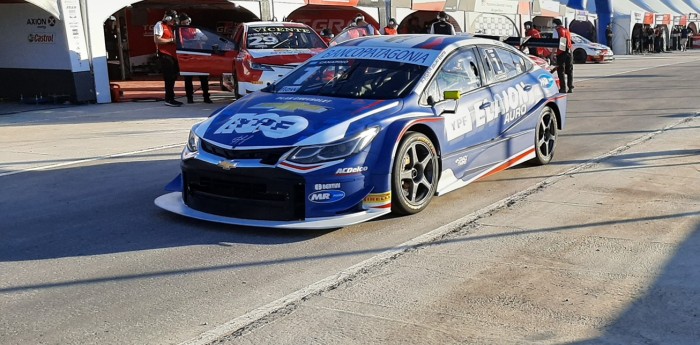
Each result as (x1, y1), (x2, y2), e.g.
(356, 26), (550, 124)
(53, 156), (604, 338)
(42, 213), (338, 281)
(154, 192), (390, 229)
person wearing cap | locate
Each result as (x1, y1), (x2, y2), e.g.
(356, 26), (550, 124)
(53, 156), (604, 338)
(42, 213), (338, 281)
(320, 28), (334, 44)
(154, 10), (181, 106)
(178, 13), (212, 104)
(382, 18), (398, 35)
(552, 18), (574, 93)
(430, 12), (455, 35)
(353, 14), (377, 35)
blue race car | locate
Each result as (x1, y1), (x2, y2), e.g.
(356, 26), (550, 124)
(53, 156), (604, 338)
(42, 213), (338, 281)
(155, 35), (566, 229)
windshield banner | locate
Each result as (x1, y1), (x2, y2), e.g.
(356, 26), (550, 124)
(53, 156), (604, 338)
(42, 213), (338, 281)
(314, 47), (440, 66)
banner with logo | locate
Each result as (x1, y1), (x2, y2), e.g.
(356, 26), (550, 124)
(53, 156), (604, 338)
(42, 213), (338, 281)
(60, 0), (89, 72)
(0, 3), (70, 70)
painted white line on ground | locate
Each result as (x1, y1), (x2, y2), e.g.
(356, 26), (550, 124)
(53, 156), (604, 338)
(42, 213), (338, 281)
(179, 115), (697, 345)
(576, 55), (700, 83)
(0, 144), (183, 178)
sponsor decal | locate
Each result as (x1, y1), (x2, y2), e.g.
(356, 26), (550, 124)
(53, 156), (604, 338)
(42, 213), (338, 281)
(217, 160), (238, 170)
(314, 183), (341, 191)
(214, 112), (308, 138)
(251, 27), (311, 33)
(27, 16), (57, 28)
(252, 101), (328, 113)
(293, 19), (349, 34)
(308, 190), (345, 203)
(538, 74), (555, 89)
(455, 156), (468, 166)
(445, 81), (542, 141)
(28, 33), (55, 44)
(335, 166), (368, 175)
(316, 47), (438, 67)
(279, 86), (301, 93)
(363, 192), (391, 204)
(229, 135), (254, 146)
(278, 96), (332, 103)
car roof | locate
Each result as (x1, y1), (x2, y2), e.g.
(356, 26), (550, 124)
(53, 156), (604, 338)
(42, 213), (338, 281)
(335, 34), (510, 52)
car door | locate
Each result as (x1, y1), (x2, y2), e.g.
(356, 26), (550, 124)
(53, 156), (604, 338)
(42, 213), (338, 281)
(176, 25), (236, 78)
(477, 45), (540, 164)
(420, 47), (497, 181)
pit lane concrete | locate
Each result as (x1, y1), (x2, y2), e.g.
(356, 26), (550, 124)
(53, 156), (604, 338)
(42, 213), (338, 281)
(0, 52), (698, 344)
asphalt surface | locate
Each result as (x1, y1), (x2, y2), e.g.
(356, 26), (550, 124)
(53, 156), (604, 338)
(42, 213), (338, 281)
(1, 51), (699, 345)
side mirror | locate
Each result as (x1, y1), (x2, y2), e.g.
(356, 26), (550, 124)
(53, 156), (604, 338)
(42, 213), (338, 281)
(443, 90), (460, 100)
(432, 90), (460, 115)
(212, 44), (221, 55)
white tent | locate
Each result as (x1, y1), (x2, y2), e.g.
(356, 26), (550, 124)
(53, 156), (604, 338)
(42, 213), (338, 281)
(25, 0), (60, 19)
(660, 0), (697, 15)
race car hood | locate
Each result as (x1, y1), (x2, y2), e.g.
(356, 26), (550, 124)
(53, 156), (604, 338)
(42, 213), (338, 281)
(584, 42), (610, 50)
(198, 93), (402, 148)
(246, 48), (324, 65)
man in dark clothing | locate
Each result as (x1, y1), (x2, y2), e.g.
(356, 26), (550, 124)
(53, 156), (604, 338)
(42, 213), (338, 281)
(552, 18), (573, 93)
(680, 26), (689, 52)
(153, 10), (181, 106)
(606, 24), (613, 48)
(430, 11), (455, 35)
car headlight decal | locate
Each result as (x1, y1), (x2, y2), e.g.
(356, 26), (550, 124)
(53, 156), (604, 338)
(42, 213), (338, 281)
(287, 127), (379, 164)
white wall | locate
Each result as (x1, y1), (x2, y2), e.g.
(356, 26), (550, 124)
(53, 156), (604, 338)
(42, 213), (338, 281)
(0, 4), (72, 70)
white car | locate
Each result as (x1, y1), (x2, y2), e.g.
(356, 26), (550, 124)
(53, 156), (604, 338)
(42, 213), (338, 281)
(570, 33), (614, 64)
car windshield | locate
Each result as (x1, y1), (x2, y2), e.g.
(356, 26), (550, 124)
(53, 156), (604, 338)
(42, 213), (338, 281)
(267, 59), (426, 99)
(246, 26), (326, 49)
(572, 34), (588, 44)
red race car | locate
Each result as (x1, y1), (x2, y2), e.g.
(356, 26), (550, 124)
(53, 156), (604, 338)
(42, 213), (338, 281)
(176, 22), (327, 98)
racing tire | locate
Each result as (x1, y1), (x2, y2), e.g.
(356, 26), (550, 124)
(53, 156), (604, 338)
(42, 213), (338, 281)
(391, 132), (439, 215)
(531, 106), (558, 166)
(573, 49), (588, 64)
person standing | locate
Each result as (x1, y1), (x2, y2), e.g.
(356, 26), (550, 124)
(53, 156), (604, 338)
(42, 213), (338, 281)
(552, 18), (573, 93)
(320, 28), (334, 44)
(178, 13), (212, 104)
(606, 23), (613, 48)
(430, 12), (455, 35)
(680, 26), (689, 52)
(381, 18), (398, 35)
(405, 17), (423, 34)
(153, 10), (182, 107)
(353, 14), (377, 35)
(525, 22), (543, 57)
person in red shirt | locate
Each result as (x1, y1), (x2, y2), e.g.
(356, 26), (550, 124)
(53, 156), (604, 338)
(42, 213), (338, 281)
(320, 28), (334, 45)
(552, 18), (574, 93)
(153, 10), (181, 106)
(178, 13), (212, 104)
(381, 18), (398, 35)
(524, 22), (546, 58)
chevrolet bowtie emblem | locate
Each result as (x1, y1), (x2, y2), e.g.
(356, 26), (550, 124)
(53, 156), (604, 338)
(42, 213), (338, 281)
(217, 160), (238, 170)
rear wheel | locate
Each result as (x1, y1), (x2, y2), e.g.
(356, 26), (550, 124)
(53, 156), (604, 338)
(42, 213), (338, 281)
(531, 106), (558, 166)
(573, 49), (588, 64)
(391, 132), (439, 215)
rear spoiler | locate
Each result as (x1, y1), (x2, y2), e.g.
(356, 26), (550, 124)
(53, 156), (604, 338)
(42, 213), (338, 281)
(474, 34), (563, 49)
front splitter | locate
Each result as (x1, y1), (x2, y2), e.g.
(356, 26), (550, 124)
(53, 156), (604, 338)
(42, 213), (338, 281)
(154, 192), (391, 230)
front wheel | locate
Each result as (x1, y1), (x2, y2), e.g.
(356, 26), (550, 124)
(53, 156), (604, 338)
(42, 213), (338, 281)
(391, 132), (439, 215)
(531, 106), (558, 166)
(573, 49), (588, 64)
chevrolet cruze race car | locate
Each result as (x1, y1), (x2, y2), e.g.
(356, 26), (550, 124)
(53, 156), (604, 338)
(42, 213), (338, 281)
(155, 35), (567, 229)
